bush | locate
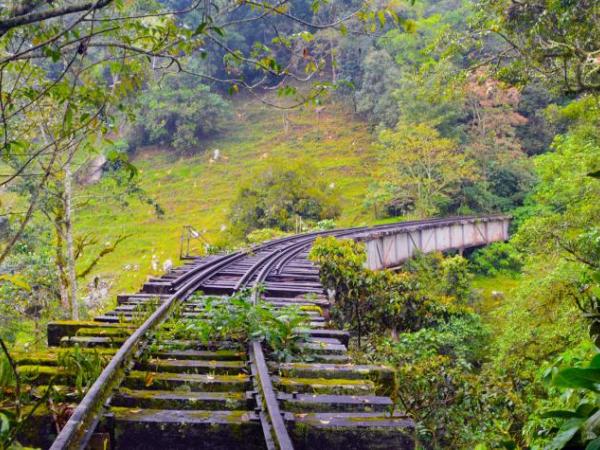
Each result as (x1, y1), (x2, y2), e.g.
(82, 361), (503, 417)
(358, 313), (511, 448)
(314, 219), (337, 231)
(0, 223), (60, 342)
(229, 160), (341, 236)
(441, 255), (472, 303)
(309, 237), (474, 344)
(246, 228), (290, 244)
(470, 242), (524, 276)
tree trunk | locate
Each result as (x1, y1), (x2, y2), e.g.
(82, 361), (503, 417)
(330, 37), (337, 84)
(354, 299), (362, 349)
(55, 217), (69, 313)
(64, 160), (78, 320)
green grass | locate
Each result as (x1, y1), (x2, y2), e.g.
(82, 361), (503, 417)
(74, 99), (382, 305)
(471, 273), (521, 317)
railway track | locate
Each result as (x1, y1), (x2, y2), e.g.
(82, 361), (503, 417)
(23, 217), (502, 449)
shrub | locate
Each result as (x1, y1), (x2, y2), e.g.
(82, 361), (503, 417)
(470, 242), (524, 276)
(359, 313), (512, 448)
(441, 255), (472, 303)
(229, 160), (341, 236)
(309, 237), (473, 345)
(246, 228), (290, 244)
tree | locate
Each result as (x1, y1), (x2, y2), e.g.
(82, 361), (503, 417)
(476, 0), (600, 94)
(459, 70), (536, 212)
(354, 49), (400, 127)
(128, 75), (232, 153)
(229, 160), (341, 236)
(369, 122), (476, 217)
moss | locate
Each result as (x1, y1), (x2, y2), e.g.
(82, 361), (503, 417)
(276, 377), (375, 395)
(300, 305), (323, 314)
(124, 371), (251, 392)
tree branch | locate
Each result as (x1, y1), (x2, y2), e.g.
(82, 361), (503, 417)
(0, 0), (113, 35)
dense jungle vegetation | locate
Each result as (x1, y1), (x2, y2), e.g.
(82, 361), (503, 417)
(0, 0), (598, 448)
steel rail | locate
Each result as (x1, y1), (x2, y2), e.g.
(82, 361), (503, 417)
(238, 238), (319, 450)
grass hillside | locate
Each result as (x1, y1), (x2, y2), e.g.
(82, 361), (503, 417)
(75, 99), (380, 306)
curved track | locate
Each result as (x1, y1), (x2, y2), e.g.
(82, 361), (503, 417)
(42, 216), (503, 450)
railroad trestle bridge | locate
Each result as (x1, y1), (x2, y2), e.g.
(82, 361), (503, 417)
(24, 215), (508, 450)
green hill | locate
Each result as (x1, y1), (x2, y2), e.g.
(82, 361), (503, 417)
(75, 99), (379, 303)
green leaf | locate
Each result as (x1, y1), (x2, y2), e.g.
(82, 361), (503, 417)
(0, 274), (31, 292)
(577, 403), (599, 418)
(543, 410), (584, 419)
(553, 368), (600, 392)
(64, 105), (74, 130)
(586, 437), (600, 450)
(546, 418), (584, 450)
(0, 411), (10, 436)
(193, 22), (207, 36)
(589, 354), (600, 369)
(582, 409), (600, 442)
(377, 10), (386, 27)
(211, 26), (225, 37)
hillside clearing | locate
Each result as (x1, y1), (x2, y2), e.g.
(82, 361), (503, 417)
(74, 100), (379, 308)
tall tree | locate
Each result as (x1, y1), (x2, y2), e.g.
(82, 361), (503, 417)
(369, 122), (476, 217)
(476, 0), (600, 94)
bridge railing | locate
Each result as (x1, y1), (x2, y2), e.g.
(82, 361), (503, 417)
(353, 215), (511, 270)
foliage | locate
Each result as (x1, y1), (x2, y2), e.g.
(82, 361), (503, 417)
(475, 0), (600, 94)
(308, 236), (374, 345)
(459, 72), (536, 213)
(349, 1), (472, 132)
(538, 354), (600, 450)
(0, 223), (60, 341)
(128, 77), (232, 153)
(0, 339), (55, 450)
(229, 160), (341, 236)
(246, 228), (290, 245)
(354, 50), (401, 127)
(0, 347), (18, 450)
(309, 237), (474, 345)
(162, 292), (309, 362)
(473, 96), (600, 448)
(440, 255), (473, 303)
(367, 122), (475, 217)
(368, 314), (498, 448)
(470, 242), (524, 277)
(57, 346), (107, 396)
(314, 219), (337, 231)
